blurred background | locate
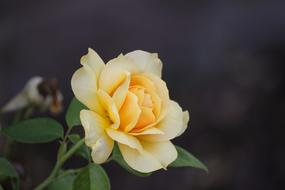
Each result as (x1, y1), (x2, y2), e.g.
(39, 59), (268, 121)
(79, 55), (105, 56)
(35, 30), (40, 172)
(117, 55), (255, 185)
(0, 0), (285, 189)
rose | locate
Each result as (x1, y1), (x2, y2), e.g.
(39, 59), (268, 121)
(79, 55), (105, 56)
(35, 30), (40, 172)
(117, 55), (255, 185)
(71, 48), (189, 173)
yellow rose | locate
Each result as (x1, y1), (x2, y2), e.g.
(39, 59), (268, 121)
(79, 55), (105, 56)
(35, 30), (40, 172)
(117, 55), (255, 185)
(71, 48), (189, 173)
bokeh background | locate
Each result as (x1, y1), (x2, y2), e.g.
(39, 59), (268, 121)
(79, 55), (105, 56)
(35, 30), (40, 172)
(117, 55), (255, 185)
(1, 1), (285, 189)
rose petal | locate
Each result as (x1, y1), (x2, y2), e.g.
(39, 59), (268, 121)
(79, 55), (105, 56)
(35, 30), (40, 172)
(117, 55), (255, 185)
(112, 72), (131, 110)
(143, 73), (169, 123)
(176, 110), (190, 137)
(130, 75), (156, 92)
(91, 134), (114, 164)
(119, 92), (141, 132)
(80, 48), (105, 78)
(125, 50), (162, 78)
(80, 110), (110, 147)
(129, 87), (145, 106)
(99, 66), (129, 95)
(118, 143), (162, 173)
(140, 101), (187, 141)
(140, 140), (177, 168)
(129, 127), (164, 136)
(71, 67), (104, 115)
(105, 128), (143, 151)
(134, 107), (156, 129)
(106, 54), (137, 74)
(96, 89), (120, 129)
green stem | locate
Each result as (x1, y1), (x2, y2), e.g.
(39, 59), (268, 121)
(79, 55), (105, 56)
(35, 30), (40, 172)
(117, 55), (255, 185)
(34, 139), (85, 190)
(56, 168), (82, 178)
(63, 127), (72, 143)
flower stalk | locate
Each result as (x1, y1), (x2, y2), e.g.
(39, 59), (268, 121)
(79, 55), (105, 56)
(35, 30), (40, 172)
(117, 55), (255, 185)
(34, 139), (85, 190)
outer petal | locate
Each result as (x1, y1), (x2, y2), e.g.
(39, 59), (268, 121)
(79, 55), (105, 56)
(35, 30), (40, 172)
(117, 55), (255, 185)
(80, 48), (105, 78)
(99, 66), (129, 95)
(71, 67), (104, 115)
(106, 54), (137, 74)
(177, 110), (190, 137)
(141, 140), (177, 168)
(80, 110), (110, 147)
(139, 101), (187, 142)
(91, 134), (114, 164)
(105, 128), (142, 151)
(125, 50), (162, 78)
(99, 55), (135, 94)
(118, 143), (162, 173)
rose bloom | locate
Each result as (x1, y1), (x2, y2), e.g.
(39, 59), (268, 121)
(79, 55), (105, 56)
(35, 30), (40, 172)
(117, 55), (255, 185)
(71, 48), (189, 173)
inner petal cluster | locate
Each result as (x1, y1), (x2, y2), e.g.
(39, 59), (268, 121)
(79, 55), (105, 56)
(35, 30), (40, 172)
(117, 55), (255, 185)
(118, 74), (160, 133)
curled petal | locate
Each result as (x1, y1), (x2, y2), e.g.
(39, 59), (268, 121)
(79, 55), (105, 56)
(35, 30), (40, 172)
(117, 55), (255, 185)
(177, 110), (190, 137)
(118, 143), (162, 173)
(105, 128), (143, 151)
(71, 67), (104, 114)
(80, 48), (105, 78)
(143, 73), (169, 123)
(148, 90), (162, 118)
(129, 127), (164, 136)
(119, 92), (141, 132)
(80, 110), (110, 147)
(97, 90), (120, 129)
(91, 134), (114, 164)
(112, 72), (131, 110)
(125, 50), (162, 78)
(106, 54), (137, 74)
(141, 140), (177, 169)
(140, 101), (188, 141)
(99, 65), (129, 95)
(118, 140), (177, 173)
(130, 75), (156, 92)
(134, 107), (156, 129)
(129, 87), (144, 106)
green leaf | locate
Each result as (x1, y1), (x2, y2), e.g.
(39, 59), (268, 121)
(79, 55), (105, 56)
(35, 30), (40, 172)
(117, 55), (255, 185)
(170, 146), (208, 172)
(2, 118), (64, 143)
(66, 98), (87, 128)
(68, 134), (91, 161)
(0, 184), (3, 190)
(73, 164), (110, 190)
(0, 158), (18, 178)
(0, 158), (20, 190)
(48, 173), (76, 190)
(112, 143), (151, 177)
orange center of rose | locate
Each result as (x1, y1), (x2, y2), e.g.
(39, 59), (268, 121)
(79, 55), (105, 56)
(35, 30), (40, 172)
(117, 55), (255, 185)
(118, 74), (161, 133)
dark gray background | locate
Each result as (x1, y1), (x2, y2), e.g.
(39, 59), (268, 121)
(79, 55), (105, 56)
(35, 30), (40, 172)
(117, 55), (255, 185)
(1, 1), (285, 189)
